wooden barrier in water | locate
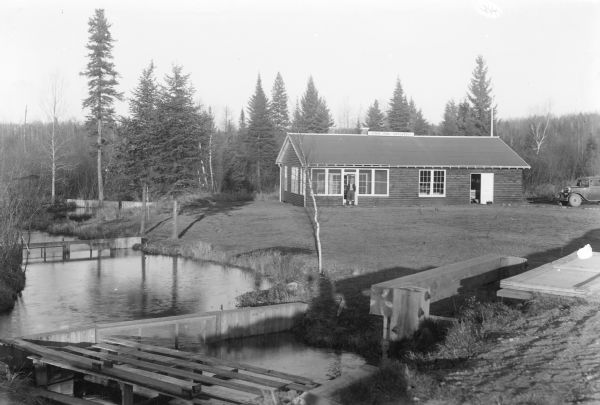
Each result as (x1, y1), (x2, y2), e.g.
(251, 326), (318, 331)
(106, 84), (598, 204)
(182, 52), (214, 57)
(23, 302), (309, 345)
(22, 237), (144, 263)
(370, 254), (527, 342)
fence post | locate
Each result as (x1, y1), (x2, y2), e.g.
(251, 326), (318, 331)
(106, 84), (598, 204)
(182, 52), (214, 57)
(388, 286), (430, 341)
(172, 200), (178, 239)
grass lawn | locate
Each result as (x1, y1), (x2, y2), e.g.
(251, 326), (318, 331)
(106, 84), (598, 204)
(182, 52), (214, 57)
(150, 199), (600, 280)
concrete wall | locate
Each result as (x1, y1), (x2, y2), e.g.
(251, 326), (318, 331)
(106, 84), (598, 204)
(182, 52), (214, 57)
(23, 302), (309, 346)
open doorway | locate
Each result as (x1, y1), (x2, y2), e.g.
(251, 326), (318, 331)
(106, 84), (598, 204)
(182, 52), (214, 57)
(470, 174), (480, 203)
(344, 171), (356, 205)
(470, 173), (494, 204)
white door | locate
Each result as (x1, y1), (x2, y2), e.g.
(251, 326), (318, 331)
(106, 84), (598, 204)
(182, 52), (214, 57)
(480, 173), (494, 204)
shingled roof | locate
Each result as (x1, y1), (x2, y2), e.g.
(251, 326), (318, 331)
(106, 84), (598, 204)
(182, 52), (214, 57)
(277, 133), (530, 169)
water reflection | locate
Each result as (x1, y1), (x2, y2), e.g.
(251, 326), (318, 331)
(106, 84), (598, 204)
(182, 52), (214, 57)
(204, 332), (366, 383)
(0, 250), (269, 338)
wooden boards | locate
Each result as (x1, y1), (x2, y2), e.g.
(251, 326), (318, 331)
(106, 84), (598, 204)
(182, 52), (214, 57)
(499, 251), (600, 298)
(370, 255), (527, 341)
(5, 337), (319, 405)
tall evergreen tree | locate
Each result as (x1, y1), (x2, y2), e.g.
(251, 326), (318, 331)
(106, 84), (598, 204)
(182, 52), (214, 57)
(365, 100), (385, 131)
(246, 75), (277, 192)
(457, 99), (478, 136)
(387, 79), (410, 132)
(270, 72), (290, 140)
(441, 100), (460, 136)
(413, 108), (430, 134)
(153, 65), (207, 194)
(81, 9), (122, 203)
(112, 61), (157, 197)
(238, 109), (247, 136)
(290, 101), (302, 132)
(467, 55), (496, 136)
(293, 77), (334, 133)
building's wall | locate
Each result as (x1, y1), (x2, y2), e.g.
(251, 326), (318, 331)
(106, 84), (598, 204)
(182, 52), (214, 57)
(311, 167), (524, 207)
(279, 143), (305, 207)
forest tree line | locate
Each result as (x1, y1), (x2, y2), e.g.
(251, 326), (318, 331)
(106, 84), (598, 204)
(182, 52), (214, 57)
(0, 9), (599, 203)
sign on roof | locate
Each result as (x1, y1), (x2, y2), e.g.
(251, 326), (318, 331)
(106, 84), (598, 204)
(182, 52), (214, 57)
(367, 131), (414, 136)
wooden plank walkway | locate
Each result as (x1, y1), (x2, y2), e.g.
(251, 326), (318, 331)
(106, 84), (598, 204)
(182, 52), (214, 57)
(5, 337), (319, 405)
(499, 251), (600, 299)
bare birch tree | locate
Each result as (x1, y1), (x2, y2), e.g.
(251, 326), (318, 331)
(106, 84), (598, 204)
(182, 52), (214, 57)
(43, 75), (70, 203)
(529, 113), (552, 155)
(295, 135), (323, 273)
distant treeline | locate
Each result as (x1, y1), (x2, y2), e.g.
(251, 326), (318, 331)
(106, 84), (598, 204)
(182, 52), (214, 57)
(497, 112), (600, 196)
(0, 112), (598, 200)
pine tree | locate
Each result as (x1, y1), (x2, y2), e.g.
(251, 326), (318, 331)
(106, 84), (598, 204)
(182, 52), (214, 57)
(365, 100), (385, 131)
(153, 65), (206, 194)
(81, 9), (122, 203)
(112, 61), (157, 196)
(270, 72), (290, 141)
(246, 75), (277, 192)
(387, 79), (410, 132)
(293, 77), (334, 133)
(291, 101), (302, 132)
(413, 109), (430, 134)
(468, 55), (496, 136)
(457, 99), (478, 136)
(238, 109), (247, 136)
(441, 100), (460, 136)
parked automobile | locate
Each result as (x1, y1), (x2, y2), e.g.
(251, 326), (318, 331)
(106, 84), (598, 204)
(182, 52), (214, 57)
(556, 176), (600, 207)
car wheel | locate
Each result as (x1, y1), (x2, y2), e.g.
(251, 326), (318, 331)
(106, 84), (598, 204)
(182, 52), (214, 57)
(569, 194), (582, 207)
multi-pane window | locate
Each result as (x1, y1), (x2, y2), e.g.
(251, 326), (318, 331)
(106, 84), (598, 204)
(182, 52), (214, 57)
(419, 170), (445, 197)
(312, 169), (326, 194)
(359, 170), (372, 194)
(374, 170), (388, 195)
(433, 170), (445, 195)
(291, 167), (299, 194)
(310, 168), (389, 196)
(328, 169), (342, 195)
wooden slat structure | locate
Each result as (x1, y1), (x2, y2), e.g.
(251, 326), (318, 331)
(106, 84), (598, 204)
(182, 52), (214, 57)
(4, 337), (318, 405)
(370, 254), (527, 341)
(499, 251), (600, 299)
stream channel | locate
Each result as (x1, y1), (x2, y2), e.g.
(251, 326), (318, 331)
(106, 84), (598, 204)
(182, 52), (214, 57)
(0, 232), (365, 399)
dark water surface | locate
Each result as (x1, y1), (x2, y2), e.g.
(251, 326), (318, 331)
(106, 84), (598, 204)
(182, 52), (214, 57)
(1, 233), (268, 337)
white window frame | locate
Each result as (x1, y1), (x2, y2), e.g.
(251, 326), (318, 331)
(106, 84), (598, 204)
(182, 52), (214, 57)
(328, 169), (343, 196)
(358, 168), (389, 196)
(283, 166), (288, 192)
(418, 169), (446, 197)
(310, 168), (389, 197)
(291, 167), (299, 194)
(311, 168), (327, 195)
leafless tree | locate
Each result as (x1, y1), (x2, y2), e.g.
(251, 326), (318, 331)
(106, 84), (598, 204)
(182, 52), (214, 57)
(529, 103), (552, 155)
(295, 135), (323, 273)
(43, 75), (71, 203)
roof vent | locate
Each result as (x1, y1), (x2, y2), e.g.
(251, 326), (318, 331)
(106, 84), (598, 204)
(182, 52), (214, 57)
(367, 131), (414, 136)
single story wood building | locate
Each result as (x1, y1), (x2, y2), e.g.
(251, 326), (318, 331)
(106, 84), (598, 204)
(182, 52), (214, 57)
(276, 132), (530, 207)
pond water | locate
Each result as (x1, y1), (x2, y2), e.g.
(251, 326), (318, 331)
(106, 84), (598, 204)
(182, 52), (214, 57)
(0, 232), (367, 402)
(1, 233), (268, 338)
(205, 332), (366, 383)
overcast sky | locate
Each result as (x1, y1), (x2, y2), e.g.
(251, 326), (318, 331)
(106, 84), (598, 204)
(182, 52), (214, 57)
(1, 0), (599, 128)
